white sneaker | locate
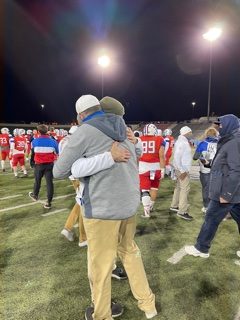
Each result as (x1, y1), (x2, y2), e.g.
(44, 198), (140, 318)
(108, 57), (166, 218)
(169, 206), (179, 212)
(201, 207), (207, 214)
(236, 251), (240, 258)
(79, 240), (88, 247)
(61, 229), (74, 241)
(185, 245), (209, 258)
(141, 213), (151, 218)
(145, 310), (157, 319)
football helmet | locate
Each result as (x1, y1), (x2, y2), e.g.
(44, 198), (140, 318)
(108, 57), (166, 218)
(19, 128), (25, 135)
(27, 129), (33, 135)
(1, 127), (9, 134)
(143, 124), (158, 136)
(163, 129), (172, 136)
(13, 128), (20, 136)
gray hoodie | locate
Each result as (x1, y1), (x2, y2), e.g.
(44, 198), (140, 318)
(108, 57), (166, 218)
(53, 113), (140, 220)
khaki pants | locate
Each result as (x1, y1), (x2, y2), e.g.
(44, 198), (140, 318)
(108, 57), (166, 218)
(83, 215), (156, 320)
(64, 180), (87, 243)
(171, 170), (190, 213)
(64, 203), (87, 243)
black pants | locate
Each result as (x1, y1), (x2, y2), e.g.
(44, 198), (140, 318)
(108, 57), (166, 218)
(33, 163), (54, 204)
(199, 172), (210, 208)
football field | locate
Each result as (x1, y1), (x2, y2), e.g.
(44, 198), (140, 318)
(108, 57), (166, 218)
(1, 165), (240, 320)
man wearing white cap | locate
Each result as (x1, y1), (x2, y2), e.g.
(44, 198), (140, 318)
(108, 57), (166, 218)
(170, 126), (193, 221)
(53, 95), (157, 320)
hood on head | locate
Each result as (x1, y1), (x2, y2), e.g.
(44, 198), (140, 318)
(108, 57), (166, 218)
(84, 113), (127, 142)
(219, 114), (240, 137)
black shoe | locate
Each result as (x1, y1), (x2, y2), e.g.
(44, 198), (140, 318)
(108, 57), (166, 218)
(28, 192), (38, 201)
(85, 306), (94, 320)
(111, 301), (124, 317)
(43, 202), (51, 209)
(169, 207), (179, 212)
(112, 267), (128, 280)
(85, 302), (124, 319)
(177, 212), (193, 221)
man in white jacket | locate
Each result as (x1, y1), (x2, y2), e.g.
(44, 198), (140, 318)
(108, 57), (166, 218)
(170, 126), (193, 221)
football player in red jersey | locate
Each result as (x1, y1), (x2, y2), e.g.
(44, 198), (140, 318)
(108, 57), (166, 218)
(0, 127), (10, 172)
(163, 128), (175, 176)
(10, 128), (28, 177)
(139, 123), (165, 217)
(32, 129), (40, 139)
(25, 130), (33, 160)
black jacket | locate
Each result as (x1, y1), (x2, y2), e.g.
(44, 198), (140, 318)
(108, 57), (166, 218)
(209, 122), (240, 203)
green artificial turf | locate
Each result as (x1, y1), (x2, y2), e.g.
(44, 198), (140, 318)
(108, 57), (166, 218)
(1, 167), (240, 320)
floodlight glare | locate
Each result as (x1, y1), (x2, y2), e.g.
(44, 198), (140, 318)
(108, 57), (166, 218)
(97, 55), (110, 68)
(203, 27), (222, 42)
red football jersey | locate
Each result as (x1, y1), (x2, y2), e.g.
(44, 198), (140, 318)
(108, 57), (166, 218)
(166, 135), (174, 148)
(0, 134), (10, 148)
(139, 136), (165, 163)
(13, 136), (27, 151)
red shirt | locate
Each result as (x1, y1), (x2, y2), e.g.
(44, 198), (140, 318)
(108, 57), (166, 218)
(0, 134), (10, 149)
(13, 136), (27, 152)
(139, 135), (165, 163)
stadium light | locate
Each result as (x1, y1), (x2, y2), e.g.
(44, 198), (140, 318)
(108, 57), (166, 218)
(203, 27), (222, 42)
(97, 54), (111, 98)
(191, 101), (196, 119)
(202, 27), (222, 122)
(97, 55), (110, 68)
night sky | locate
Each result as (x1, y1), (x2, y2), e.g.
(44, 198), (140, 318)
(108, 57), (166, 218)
(2, 0), (240, 124)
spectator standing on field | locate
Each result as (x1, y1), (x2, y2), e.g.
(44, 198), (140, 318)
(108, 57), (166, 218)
(29, 124), (59, 209)
(170, 126), (193, 221)
(185, 114), (240, 258)
(193, 127), (218, 214)
(53, 95), (157, 320)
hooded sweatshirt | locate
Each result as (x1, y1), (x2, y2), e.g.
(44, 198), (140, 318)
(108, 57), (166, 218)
(53, 113), (140, 220)
(209, 114), (240, 203)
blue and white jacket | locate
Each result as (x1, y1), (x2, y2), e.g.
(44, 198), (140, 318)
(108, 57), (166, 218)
(193, 136), (218, 173)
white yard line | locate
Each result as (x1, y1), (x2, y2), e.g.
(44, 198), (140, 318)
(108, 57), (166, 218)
(0, 201), (41, 212)
(167, 247), (187, 264)
(41, 208), (68, 217)
(0, 193), (75, 213)
(234, 306), (240, 320)
(0, 194), (23, 200)
(53, 194), (75, 200)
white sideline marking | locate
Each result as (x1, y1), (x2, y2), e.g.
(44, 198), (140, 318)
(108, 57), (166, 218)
(0, 194), (22, 200)
(167, 247), (187, 264)
(0, 201), (40, 212)
(0, 193), (75, 213)
(234, 306), (240, 320)
(41, 208), (67, 217)
(53, 194), (75, 200)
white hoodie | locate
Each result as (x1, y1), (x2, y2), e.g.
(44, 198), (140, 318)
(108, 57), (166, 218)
(172, 135), (192, 173)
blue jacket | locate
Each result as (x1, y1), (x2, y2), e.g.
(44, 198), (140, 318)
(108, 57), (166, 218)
(193, 137), (218, 173)
(209, 115), (240, 203)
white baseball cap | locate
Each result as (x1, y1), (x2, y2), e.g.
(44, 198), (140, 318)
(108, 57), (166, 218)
(75, 95), (100, 114)
(180, 126), (192, 135)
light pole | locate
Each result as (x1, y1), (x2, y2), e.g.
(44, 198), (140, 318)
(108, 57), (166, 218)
(97, 54), (110, 98)
(191, 101), (196, 119)
(202, 27), (222, 122)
